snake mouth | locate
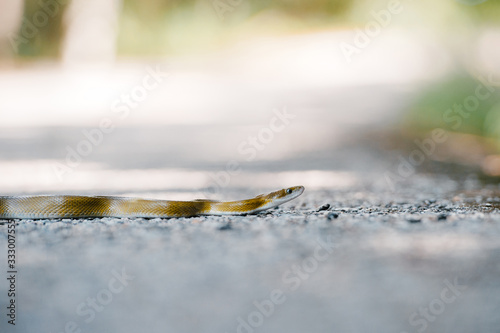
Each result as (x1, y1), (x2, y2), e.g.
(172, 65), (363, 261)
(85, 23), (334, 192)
(291, 186), (305, 196)
(266, 186), (305, 205)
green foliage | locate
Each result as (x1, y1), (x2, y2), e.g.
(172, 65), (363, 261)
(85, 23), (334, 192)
(116, 0), (353, 55)
(17, 0), (68, 57)
(10, 0), (500, 58)
(404, 73), (500, 146)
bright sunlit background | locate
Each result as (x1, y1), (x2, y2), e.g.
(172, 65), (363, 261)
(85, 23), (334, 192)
(1, 0), (499, 196)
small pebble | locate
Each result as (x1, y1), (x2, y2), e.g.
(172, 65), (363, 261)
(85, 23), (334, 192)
(219, 223), (232, 231)
(327, 212), (339, 220)
(407, 218), (421, 223)
(437, 214), (448, 221)
(317, 204), (331, 211)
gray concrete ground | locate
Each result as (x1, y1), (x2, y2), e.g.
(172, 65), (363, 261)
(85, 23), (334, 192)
(2, 156), (500, 333)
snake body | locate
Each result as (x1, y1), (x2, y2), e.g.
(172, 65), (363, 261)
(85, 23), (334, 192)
(0, 186), (304, 219)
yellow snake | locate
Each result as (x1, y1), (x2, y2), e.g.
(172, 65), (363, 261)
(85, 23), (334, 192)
(0, 186), (304, 219)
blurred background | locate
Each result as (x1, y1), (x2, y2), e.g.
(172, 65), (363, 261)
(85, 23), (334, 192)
(2, 2), (500, 333)
(0, 0), (499, 197)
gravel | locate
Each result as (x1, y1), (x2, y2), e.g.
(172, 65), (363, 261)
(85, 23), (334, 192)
(2, 174), (500, 333)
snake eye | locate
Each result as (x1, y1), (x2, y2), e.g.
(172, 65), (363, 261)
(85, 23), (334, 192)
(286, 188), (293, 194)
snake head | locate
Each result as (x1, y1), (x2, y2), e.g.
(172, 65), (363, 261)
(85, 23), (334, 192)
(268, 186), (305, 201)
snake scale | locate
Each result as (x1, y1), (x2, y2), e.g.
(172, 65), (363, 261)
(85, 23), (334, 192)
(0, 186), (304, 219)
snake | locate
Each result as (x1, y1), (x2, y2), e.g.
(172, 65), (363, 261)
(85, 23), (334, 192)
(0, 186), (304, 219)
